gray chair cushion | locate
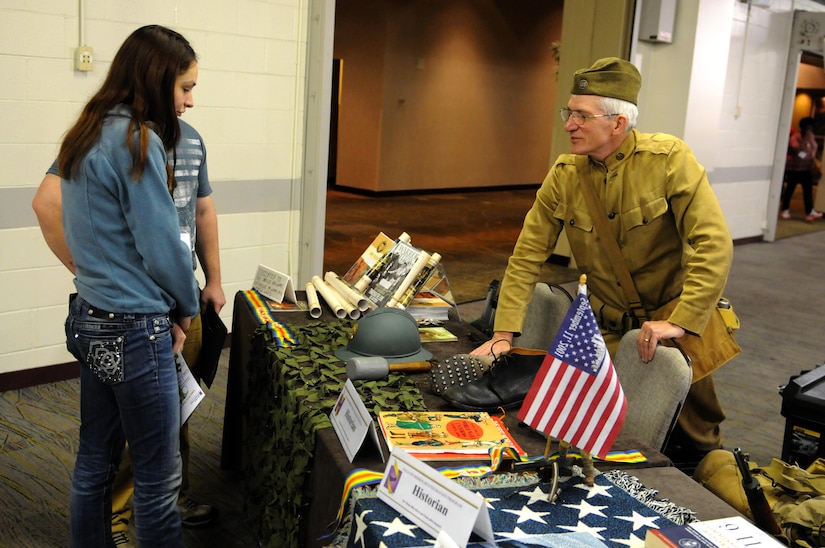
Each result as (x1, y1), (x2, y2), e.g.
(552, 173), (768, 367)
(512, 283), (573, 351)
(614, 329), (692, 451)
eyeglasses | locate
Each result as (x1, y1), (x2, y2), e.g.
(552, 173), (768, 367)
(559, 108), (618, 125)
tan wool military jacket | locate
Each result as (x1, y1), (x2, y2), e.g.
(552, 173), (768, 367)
(495, 129), (734, 338)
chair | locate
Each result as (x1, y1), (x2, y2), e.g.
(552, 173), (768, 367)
(511, 282), (573, 351)
(613, 329), (692, 452)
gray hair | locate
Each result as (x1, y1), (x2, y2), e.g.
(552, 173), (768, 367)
(599, 97), (637, 132)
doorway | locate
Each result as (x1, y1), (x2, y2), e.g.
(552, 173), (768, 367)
(770, 10), (825, 241)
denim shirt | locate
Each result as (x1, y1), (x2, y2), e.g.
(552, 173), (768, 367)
(60, 105), (200, 318)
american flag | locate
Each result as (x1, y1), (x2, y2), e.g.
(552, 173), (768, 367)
(517, 283), (627, 459)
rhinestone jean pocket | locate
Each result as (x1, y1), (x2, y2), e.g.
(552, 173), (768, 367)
(86, 337), (125, 383)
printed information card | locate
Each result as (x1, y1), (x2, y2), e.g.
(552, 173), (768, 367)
(376, 447), (494, 544)
(329, 379), (383, 463)
(252, 264), (297, 304)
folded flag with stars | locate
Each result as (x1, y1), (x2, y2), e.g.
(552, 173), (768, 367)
(338, 470), (695, 547)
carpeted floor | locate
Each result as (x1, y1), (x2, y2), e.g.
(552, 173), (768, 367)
(324, 185), (825, 304)
(323, 187), (581, 304)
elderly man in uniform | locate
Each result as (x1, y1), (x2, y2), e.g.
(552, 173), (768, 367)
(443, 57), (736, 465)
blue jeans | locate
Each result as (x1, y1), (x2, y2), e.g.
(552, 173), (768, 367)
(66, 295), (183, 547)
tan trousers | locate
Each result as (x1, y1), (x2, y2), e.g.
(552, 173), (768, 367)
(111, 313), (203, 532)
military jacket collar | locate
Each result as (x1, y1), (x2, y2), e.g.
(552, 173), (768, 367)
(587, 129), (639, 173)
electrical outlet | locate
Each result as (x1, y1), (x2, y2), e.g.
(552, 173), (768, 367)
(75, 46), (94, 72)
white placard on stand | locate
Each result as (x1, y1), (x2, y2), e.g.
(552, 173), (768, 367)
(329, 379), (384, 463)
(377, 447), (493, 545)
(252, 264), (297, 303)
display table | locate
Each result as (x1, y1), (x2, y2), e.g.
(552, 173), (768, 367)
(221, 291), (739, 547)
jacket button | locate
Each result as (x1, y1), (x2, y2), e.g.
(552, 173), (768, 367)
(569, 219), (575, 226)
(608, 211), (616, 219)
(616, 153), (625, 160)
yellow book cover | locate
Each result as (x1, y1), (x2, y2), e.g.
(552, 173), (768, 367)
(418, 326), (458, 343)
(377, 411), (526, 461)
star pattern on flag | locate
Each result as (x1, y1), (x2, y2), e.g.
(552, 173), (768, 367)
(495, 526), (533, 540)
(612, 530), (648, 548)
(573, 480), (614, 499)
(501, 505), (552, 524)
(616, 510), (662, 531)
(352, 509), (373, 547)
(563, 498), (609, 519)
(557, 520), (609, 540)
(518, 484), (553, 505)
(370, 516), (419, 537)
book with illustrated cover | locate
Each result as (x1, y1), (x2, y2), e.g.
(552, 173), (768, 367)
(407, 291), (452, 321)
(645, 517), (785, 548)
(376, 411), (526, 461)
(418, 326), (458, 343)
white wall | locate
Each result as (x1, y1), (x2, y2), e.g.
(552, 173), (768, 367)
(0, 0), (311, 374)
(635, 0), (803, 243)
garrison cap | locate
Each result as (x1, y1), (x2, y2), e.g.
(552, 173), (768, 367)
(571, 57), (641, 105)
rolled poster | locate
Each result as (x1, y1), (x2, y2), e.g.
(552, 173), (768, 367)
(305, 282), (322, 318)
(386, 251), (432, 308)
(324, 271), (370, 312)
(394, 252), (442, 309)
(311, 276), (347, 319)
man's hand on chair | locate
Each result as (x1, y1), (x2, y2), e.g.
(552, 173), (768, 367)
(637, 320), (685, 363)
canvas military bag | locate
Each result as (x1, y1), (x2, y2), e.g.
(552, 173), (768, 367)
(695, 449), (825, 548)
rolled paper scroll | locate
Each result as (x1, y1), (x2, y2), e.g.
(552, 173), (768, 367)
(311, 275), (347, 319)
(305, 282), (322, 319)
(332, 285), (361, 320)
(386, 251), (431, 308)
(394, 252), (442, 309)
(324, 271), (370, 312)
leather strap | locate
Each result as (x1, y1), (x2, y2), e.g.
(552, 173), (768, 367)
(575, 155), (648, 323)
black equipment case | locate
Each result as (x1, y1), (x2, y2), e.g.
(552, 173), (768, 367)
(781, 364), (825, 468)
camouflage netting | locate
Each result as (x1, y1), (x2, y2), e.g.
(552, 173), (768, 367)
(243, 319), (425, 547)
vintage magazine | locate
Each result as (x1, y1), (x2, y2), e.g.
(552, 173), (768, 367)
(342, 232), (395, 285)
(362, 239), (429, 308)
(377, 411), (526, 461)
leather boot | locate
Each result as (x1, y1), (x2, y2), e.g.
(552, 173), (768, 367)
(441, 348), (546, 411)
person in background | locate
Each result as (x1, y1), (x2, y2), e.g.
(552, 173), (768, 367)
(33, 25), (201, 547)
(780, 117), (823, 222)
(33, 52), (224, 548)
(444, 57), (735, 468)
